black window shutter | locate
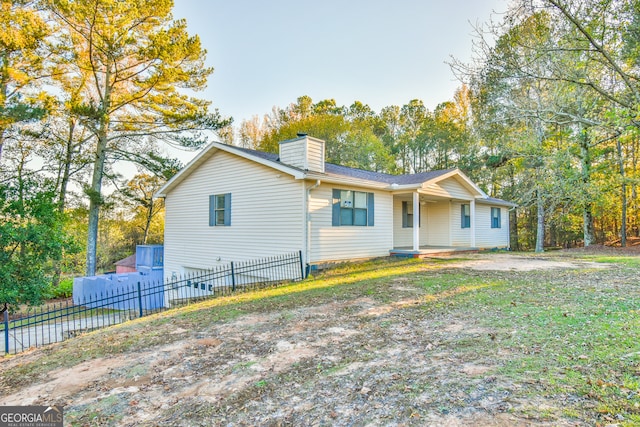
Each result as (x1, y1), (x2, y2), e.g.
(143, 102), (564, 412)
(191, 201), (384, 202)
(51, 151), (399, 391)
(332, 189), (341, 226)
(209, 195), (216, 226)
(367, 192), (374, 226)
(223, 193), (231, 226)
(461, 204), (465, 228)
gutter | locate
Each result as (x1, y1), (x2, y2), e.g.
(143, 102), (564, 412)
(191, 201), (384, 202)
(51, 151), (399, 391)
(305, 172), (389, 190)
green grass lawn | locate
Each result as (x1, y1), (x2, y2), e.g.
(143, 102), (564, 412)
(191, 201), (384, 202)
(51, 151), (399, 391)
(1, 254), (639, 426)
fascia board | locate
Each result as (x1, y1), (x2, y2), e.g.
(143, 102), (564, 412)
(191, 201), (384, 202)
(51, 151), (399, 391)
(305, 173), (390, 190)
(476, 198), (518, 208)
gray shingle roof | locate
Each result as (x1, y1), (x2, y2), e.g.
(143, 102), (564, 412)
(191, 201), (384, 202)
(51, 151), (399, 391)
(157, 141), (515, 207)
(231, 145), (455, 185)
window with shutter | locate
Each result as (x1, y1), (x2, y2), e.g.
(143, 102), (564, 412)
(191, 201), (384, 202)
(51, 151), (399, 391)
(332, 189), (374, 226)
(491, 207), (501, 228)
(209, 193), (231, 226)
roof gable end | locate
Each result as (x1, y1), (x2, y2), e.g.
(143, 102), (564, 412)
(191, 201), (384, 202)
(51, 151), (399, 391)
(155, 141), (305, 197)
(420, 169), (488, 198)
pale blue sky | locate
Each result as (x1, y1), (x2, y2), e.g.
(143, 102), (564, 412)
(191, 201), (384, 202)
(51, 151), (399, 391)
(172, 0), (506, 125)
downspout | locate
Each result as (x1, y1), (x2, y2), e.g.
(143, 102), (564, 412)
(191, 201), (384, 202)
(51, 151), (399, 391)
(305, 180), (321, 275)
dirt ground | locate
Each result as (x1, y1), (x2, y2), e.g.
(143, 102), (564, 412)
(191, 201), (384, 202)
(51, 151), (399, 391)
(0, 252), (635, 426)
(563, 241), (640, 256)
(444, 253), (608, 271)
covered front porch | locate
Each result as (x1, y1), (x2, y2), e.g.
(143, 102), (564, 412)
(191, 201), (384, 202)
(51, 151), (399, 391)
(391, 185), (480, 253)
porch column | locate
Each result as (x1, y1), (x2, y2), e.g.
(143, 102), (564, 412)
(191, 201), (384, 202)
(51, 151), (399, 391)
(413, 192), (420, 251)
(470, 198), (476, 248)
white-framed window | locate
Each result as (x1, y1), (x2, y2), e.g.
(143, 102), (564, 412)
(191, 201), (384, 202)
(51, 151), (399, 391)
(461, 204), (470, 228)
(491, 207), (501, 228)
(209, 193), (231, 226)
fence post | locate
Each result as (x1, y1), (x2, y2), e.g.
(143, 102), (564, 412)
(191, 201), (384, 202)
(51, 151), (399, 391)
(137, 282), (144, 318)
(4, 310), (9, 355)
(230, 262), (236, 291)
(299, 250), (305, 279)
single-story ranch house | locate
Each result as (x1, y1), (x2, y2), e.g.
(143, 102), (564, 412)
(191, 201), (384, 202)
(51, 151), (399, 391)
(156, 135), (515, 277)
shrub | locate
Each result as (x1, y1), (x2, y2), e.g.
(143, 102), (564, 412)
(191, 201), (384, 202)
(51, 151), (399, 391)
(48, 278), (74, 299)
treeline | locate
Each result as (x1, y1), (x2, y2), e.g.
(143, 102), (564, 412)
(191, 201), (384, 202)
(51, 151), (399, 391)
(223, 0), (640, 252)
(239, 91), (478, 177)
(460, 0), (640, 251)
(1, 0), (226, 305)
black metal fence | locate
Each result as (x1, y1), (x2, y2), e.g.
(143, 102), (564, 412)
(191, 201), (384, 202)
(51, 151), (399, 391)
(2, 251), (305, 355)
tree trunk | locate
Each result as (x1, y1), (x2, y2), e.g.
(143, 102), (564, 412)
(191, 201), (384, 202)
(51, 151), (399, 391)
(0, 53), (9, 163)
(142, 203), (154, 245)
(57, 119), (76, 211)
(583, 205), (595, 247)
(51, 119), (79, 287)
(85, 134), (107, 276)
(85, 65), (112, 276)
(508, 166), (519, 251)
(631, 138), (638, 237)
(579, 128), (595, 246)
(511, 208), (519, 251)
(617, 139), (627, 247)
(535, 189), (544, 253)
(550, 221), (557, 248)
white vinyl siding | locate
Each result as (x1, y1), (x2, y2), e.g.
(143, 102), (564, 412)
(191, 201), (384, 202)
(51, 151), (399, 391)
(164, 150), (304, 275)
(392, 198), (428, 247)
(422, 177), (475, 199)
(425, 202), (450, 246)
(309, 183), (392, 262)
(393, 199), (460, 248)
(451, 201), (471, 246)
(419, 179), (478, 247)
(475, 204), (510, 248)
